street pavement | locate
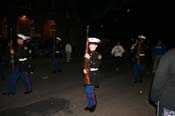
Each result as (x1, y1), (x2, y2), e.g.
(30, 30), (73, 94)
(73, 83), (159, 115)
(0, 56), (156, 116)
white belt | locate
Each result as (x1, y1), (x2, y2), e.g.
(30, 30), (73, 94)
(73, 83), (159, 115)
(19, 58), (28, 61)
(90, 68), (98, 71)
(55, 51), (60, 53)
(139, 54), (145, 56)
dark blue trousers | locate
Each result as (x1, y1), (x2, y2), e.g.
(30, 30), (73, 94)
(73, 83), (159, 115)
(85, 85), (96, 107)
(53, 57), (61, 72)
(134, 64), (144, 81)
(8, 65), (32, 93)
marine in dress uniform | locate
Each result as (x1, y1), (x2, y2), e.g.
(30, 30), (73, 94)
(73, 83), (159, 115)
(133, 35), (146, 83)
(83, 37), (102, 112)
(3, 34), (32, 95)
(53, 37), (62, 73)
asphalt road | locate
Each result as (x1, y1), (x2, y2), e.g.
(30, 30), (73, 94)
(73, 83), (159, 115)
(0, 56), (156, 116)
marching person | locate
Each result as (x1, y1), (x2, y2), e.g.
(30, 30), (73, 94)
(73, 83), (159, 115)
(111, 40), (125, 71)
(133, 35), (146, 83)
(2, 34), (32, 95)
(53, 37), (62, 73)
(83, 37), (102, 112)
(150, 48), (175, 116)
(65, 42), (72, 63)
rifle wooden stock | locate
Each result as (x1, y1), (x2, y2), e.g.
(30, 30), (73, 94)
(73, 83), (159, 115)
(84, 25), (90, 85)
(10, 40), (14, 70)
(10, 28), (14, 70)
(136, 41), (142, 64)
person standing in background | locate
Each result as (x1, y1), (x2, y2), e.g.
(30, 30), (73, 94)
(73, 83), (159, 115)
(151, 40), (167, 73)
(111, 41), (125, 71)
(65, 42), (72, 63)
(133, 35), (146, 83)
(53, 37), (62, 73)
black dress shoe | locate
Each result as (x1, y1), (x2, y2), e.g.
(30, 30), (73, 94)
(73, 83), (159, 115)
(84, 107), (90, 111)
(24, 91), (32, 94)
(89, 105), (96, 113)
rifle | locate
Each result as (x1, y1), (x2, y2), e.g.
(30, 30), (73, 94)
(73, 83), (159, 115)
(136, 40), (143, 64)
(9, 27), (14, 70)
(84, 25), (90, 85)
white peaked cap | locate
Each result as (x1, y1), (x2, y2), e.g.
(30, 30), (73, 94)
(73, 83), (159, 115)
(56, 37), (61, 41)
(17, 34), (30, 40)
(138, 35), (146, 39)
(88, 37), (101, 43)
(25, 36), (31, 39)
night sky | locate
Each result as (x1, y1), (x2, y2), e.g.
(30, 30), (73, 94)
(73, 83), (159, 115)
(75, 0), (175, 41)
(1, 0), (175, 43)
